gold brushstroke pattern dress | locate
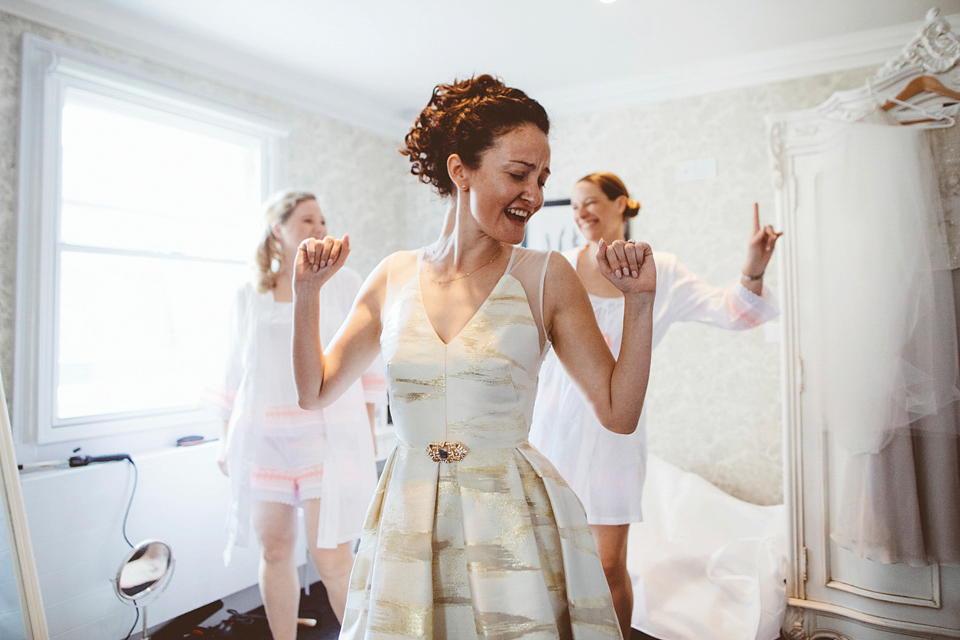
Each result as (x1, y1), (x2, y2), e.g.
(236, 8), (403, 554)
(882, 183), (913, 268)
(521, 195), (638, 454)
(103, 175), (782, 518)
(339, 247), (621, 640)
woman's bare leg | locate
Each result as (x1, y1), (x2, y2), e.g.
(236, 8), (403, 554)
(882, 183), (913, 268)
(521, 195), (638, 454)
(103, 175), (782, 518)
(252, 500), (300, 640)
(302, 498), (355, 623)
(591, 523), (633, 639)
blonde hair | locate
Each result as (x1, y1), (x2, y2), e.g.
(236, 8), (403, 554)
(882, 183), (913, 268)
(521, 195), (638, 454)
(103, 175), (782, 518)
(255, 190), (316, 293)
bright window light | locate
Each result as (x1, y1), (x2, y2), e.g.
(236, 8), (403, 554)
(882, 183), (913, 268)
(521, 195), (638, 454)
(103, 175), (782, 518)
(54, 88), (263, 423)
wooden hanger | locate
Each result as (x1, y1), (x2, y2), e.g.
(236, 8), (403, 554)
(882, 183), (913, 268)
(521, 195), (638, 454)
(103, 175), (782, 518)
(881, 75), (960, 124)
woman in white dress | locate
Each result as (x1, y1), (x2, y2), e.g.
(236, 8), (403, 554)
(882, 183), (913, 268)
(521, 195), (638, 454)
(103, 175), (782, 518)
(292, 75), (657, 639)
(211, 191), (379, 640)
(528, 172), (781, 637)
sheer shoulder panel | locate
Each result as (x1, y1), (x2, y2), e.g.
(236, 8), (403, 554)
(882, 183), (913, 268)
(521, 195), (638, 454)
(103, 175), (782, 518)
(381, 250), (420, 327)
(505, 247), (552, 353)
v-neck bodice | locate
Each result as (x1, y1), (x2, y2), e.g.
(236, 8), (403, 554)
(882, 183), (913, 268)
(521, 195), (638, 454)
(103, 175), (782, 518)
(415, 246), (516, 346)
(381, 251), (543, 450)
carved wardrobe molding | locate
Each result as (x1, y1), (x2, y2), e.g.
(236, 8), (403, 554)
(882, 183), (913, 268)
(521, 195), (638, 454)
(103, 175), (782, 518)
(768, 8), (960, 640)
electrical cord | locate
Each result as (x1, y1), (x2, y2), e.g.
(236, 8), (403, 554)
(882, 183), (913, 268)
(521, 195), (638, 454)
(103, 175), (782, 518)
(123, 607), (139, 640)
(63, 450), (137, 547)
(120, 457), (138, 548)
(51, 452), (141, 636)
(119, 456), (139, 639)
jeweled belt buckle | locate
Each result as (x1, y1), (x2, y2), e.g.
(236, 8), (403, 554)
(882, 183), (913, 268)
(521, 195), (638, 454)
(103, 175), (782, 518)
(426, 441), (468, 463)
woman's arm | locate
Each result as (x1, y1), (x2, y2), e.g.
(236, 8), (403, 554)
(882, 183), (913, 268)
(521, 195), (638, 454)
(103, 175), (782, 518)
(292, 235), (386, 409)
(741, 202), (782, 295)
(662, 203), (781, 328)
(660, 254), (778, 329)
(546, 240), (656, 434)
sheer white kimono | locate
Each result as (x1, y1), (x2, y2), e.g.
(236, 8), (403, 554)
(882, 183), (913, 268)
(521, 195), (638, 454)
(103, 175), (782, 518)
(209, 268), (380, 564)
(529, 250), (779, 524)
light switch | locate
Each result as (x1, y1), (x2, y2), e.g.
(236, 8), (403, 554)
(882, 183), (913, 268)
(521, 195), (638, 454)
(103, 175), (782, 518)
(675, 158), (717, 182)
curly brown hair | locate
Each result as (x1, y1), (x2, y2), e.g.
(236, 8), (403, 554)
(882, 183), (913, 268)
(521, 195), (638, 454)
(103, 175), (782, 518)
(401, 74), (550, 197)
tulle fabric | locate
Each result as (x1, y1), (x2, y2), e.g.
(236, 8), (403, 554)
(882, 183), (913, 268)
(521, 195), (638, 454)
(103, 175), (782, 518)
(816, 118), (959, 455)
(815, 116), (960, 564)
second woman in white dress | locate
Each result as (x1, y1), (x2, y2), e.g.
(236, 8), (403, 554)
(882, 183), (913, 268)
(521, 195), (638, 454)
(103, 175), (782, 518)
(529, 172), (781, 637)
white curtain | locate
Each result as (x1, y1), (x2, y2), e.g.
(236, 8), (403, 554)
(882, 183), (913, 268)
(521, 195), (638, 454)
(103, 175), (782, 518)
(815, 116), (960, 565)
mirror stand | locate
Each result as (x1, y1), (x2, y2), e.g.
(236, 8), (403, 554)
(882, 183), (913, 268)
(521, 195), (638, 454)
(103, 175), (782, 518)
(112, 539), (175, 640)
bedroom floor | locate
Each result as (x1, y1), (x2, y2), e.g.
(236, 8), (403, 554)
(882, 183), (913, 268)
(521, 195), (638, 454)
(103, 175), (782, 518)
(281, 582), (663, 639)
(154, 580), (666, 639)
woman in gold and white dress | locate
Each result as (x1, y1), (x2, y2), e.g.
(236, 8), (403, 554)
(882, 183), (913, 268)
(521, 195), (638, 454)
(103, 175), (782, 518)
(292, 75), (657, 640)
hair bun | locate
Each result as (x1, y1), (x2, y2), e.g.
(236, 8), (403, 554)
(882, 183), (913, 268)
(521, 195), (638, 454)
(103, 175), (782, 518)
(578, 172), (641, 218)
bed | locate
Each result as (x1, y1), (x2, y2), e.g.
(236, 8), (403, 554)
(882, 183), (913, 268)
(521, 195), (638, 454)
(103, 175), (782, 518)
(628, 454), (788, 640)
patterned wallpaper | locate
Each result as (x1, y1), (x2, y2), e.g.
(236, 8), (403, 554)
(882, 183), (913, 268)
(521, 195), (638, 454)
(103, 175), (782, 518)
(0, 10), (410, 416)
(544, 68), (876, 505)
(929, 126), (960, 269)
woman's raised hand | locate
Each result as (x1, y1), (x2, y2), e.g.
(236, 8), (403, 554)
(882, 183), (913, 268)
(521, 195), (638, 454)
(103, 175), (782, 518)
(597, 238), (656, 297)
(294, 234), (350, 294)
(744, 203), (782, 276)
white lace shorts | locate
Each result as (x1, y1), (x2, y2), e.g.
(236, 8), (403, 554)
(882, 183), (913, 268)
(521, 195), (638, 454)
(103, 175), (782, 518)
(249, 430), (327, 506)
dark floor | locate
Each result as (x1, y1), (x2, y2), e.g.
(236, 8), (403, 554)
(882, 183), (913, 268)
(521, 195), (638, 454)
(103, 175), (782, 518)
(152, 581), (339, 639)
(155, 580), (662, 639)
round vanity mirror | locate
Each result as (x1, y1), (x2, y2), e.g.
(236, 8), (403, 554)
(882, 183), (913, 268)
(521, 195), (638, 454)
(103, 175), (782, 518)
(115, 540), (174, 601)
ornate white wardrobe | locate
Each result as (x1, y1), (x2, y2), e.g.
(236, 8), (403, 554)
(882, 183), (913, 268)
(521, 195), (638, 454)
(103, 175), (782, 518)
(768, 9), (960, 640)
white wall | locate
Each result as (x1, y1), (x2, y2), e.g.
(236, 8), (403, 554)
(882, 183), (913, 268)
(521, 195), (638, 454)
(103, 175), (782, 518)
(17, 444), (269, 639)
(0, 508), (28, 638)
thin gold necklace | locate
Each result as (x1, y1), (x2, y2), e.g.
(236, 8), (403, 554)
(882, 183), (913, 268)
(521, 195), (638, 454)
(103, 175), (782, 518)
(425, 246), (503, 285)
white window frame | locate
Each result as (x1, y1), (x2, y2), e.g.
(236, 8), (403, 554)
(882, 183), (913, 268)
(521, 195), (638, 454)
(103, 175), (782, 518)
(14, 35), (289, 448)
